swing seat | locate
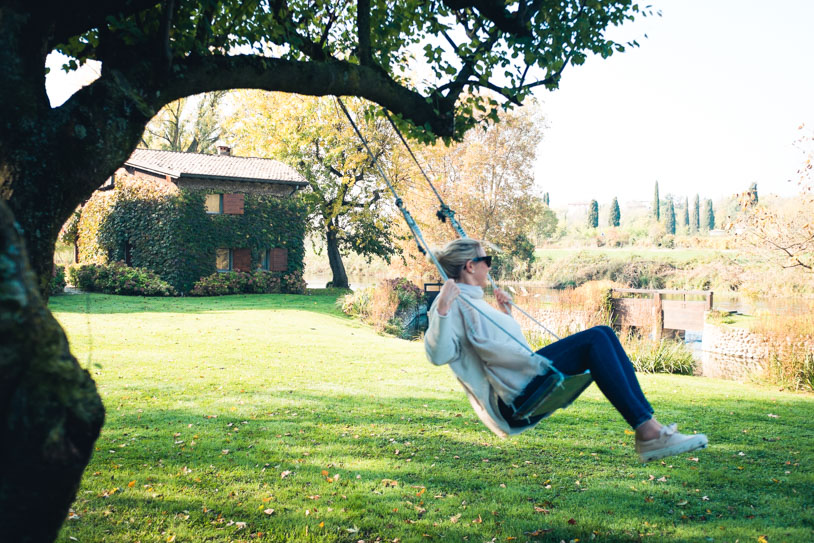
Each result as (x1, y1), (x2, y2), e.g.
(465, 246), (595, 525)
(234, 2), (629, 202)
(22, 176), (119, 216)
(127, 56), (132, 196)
(511, 369), (593, 421)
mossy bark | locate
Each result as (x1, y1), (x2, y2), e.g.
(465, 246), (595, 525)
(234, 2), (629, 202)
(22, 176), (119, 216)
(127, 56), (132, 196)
(0, 200), (105, 542)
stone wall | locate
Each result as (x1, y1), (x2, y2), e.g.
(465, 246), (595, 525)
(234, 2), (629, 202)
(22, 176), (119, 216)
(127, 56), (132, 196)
(700, 322), (769, 381)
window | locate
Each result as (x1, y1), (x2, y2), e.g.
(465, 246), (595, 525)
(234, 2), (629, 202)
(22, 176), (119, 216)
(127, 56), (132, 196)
(216, 248), (231, 271)
(258, 249), (288, 271)
(222, 193), (245, 215)
(216, 248), (251, 272)
(205, 193), (223, 214)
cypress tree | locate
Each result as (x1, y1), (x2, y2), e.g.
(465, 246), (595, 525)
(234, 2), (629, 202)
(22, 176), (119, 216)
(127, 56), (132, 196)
(653, 181), (660, 221)
(691, 194), (700, 233)
(748, 182), (758, 204)
(665, 200), (676, 234)
(587, 199), (599, 228)
(543, 192), (550, 206)
(683, 196), (690, 228)
(704, 199), (715, 230)
(609, 197), (620, 227)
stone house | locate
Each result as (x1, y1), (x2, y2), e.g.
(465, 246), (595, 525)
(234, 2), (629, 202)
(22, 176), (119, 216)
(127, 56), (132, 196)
(74, 146), (310, 292)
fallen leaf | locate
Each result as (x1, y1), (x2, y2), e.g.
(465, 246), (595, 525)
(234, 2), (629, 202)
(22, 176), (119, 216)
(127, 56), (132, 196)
(281, 470), (292, 479)
(525, 529), (552, 536)
(767, 414), (779, 418)
(677, 500), (689, 506)
(568, 518), (577, 525)
(128, 480), (136, 488)
(263, 509), (274, 515)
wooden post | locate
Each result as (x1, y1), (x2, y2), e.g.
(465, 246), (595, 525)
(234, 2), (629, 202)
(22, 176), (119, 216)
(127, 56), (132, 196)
(652, 291), (663, 341)
(707, 291), (714, 310)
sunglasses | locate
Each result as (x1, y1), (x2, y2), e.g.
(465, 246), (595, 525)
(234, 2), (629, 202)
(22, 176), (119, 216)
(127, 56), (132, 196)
(471, 255), (492, 267)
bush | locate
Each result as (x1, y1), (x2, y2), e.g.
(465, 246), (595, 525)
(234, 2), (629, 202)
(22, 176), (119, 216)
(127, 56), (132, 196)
(753, 309), (814, 391)
(338, 277), (423, 338)
(338, 286), (374, 318)
(189, 269), (306, 296)
(622, 334), (696, 375)
(281, 270), (307, 294)
(50, 265), (67, 295)
(67, 262), (177, 296)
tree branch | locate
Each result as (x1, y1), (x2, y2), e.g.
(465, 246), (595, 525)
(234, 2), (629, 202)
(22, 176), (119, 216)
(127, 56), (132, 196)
(357, 0), (372, 66)
(151, 55), (456, 137)
(442, 0), (535, 37)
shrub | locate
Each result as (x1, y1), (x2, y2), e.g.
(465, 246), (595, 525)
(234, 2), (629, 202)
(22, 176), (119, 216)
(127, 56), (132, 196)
(622, 334), (696, 375)
(338, 286), (374, 318)
(190, 272), (252, 296)
(281, 270), (307, 294)
(189, 269), (305, 296)
(50, 265), (67, 295)
(67, 262), (177, 296)
(753, 308), (814, 391)
(338, 277), (423, 338)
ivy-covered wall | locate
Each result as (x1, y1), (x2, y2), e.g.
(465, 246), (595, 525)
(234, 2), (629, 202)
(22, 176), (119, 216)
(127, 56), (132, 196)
(76, 175), (306, 292)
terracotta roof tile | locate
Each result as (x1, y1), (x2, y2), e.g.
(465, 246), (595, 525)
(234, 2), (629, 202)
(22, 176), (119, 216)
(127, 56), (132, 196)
(126, 149), (307, 185)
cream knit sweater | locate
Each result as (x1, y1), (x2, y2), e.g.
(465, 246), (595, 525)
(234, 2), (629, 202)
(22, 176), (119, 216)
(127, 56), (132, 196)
(424, 283), (553, 437)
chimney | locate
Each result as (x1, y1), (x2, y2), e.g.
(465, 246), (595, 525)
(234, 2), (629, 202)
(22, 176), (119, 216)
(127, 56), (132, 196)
(216, 144), (231, 156)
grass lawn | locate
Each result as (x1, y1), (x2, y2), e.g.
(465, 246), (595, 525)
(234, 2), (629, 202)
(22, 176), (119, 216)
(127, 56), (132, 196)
(49, 292), (813, 543)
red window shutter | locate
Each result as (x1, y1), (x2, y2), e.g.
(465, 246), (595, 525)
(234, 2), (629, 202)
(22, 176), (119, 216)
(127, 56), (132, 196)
(223, 193), (245, 215)
(232, 248), (251, 271)
(270, 248), (288, 272)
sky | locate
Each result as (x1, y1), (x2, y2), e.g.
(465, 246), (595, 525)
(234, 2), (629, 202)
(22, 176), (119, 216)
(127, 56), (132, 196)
(46, 1), (814, 207)
(533, 0), (814, 206)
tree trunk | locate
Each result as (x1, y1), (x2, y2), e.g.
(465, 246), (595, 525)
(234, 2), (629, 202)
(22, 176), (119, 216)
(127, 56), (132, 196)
(326, 228), (349, 288)
(0, 199), (105, 542)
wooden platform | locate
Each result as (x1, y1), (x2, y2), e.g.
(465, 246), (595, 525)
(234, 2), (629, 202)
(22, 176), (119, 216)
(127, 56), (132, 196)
(611, 288), (713, 339)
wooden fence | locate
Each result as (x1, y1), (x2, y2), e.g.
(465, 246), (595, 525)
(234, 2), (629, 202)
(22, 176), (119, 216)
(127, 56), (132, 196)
(611, 288), (713, 340)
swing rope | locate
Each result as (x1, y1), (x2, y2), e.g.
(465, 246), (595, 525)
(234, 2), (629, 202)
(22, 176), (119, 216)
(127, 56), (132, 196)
(380, 109), (560, 341)
(335, 97), (548, 359)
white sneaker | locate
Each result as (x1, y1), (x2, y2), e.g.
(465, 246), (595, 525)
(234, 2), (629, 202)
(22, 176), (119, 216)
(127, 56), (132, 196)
(635, 423), (708, 463)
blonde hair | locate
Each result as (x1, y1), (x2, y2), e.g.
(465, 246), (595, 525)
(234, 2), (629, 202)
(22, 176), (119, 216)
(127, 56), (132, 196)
(431, 238), (485, 279)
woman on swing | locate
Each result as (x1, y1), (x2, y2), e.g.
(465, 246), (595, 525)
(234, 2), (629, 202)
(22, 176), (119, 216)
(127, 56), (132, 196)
(424, 238), (708, 463)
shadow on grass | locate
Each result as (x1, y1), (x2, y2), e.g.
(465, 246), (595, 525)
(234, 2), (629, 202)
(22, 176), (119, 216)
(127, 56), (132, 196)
(73, 389), (814, 542)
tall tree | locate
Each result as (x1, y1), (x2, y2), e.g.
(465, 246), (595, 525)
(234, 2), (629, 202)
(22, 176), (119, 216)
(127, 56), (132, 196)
(683, 196), (690, 228)
(692, 194), (701, 233)
(142, 92), (226, 153)
(748, 182), (759, 204)
(665, 199), (676, 234)
(703, 199), (715, 231)
(653, 180), (660, 221)
(415, 101), (548, 248)
(729, 128), (814, 271)
(0, 2), (646, 539)
(226, 92), (400, 288)
(609, 196), (621, 227)
(588, 199), (599, 228)
(543, 192), (550, 206)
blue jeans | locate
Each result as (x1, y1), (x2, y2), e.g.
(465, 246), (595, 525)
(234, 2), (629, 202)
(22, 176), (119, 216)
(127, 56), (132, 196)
(517, 326), (654, 428)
